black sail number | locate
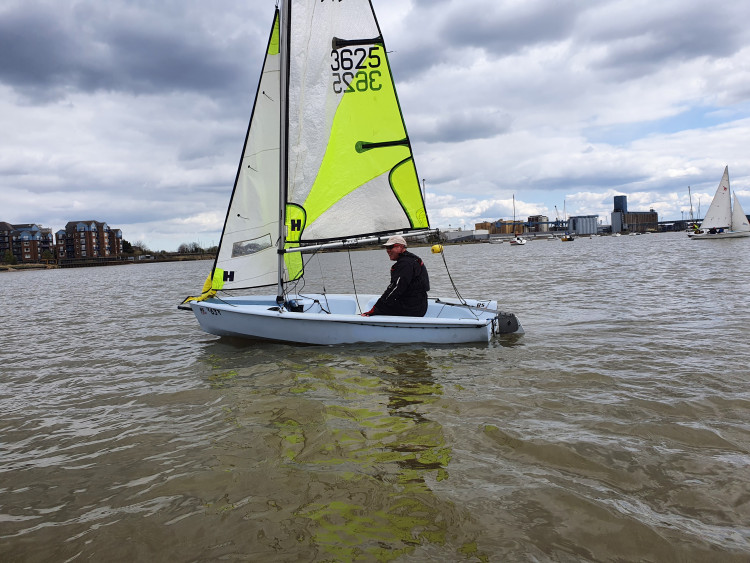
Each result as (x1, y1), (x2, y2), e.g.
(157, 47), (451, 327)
(331, 46), (382, 94)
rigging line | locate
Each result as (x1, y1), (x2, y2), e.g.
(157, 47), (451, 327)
(346, 248), (362, 314)
(315, 251), (332, 314)
(315, 251), (327, 295)
(284, 250), (315, 301)
(439, 249), (464, 302)
(213, 293), (238, 307)
(438, 246), (479, 318)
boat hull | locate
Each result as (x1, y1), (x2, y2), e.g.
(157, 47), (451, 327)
(688, 231), (750, 239)
(187, 294), (523, 345)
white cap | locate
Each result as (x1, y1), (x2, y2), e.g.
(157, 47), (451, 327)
(383, 235), (407, 247)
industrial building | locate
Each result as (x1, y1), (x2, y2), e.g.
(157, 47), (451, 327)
(567, 215), (599, 235)
(611, 196), (659, 233)
(527, 215), (550, 232)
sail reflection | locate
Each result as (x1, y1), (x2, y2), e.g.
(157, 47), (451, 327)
(287, 350), (451, 559)
(202, 345), (482, 560)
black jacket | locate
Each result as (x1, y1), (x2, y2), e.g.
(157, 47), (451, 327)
(372, 250), (430, 316)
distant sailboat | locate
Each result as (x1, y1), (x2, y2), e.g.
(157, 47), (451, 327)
(689, 166), (750, 239)
(561, 199), (574, 241)
(509, 195), (526, 245)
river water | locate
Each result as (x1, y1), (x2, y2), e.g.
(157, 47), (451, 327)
(1, 232), (749, 562)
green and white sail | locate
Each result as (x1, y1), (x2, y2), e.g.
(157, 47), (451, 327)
(283, 0), (428, 250)
(202, 0), (428, 293)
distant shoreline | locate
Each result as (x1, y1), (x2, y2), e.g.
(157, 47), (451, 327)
(0, 254), (215, 272)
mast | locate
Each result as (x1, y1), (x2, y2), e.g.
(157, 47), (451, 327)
(276, 0), (292, 305)
(688, 186), (694, 221)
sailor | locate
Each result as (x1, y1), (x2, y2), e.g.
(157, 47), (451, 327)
(362, 235), (430, 317)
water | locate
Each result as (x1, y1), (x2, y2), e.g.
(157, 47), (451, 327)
(1, 232), (749, 562)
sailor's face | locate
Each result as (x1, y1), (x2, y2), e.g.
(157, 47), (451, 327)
(385, 244), (405, 261)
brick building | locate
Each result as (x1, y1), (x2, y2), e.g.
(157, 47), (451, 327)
(56, 221), (123, 260)
(0, 221), (12, 259)
(0, 222), (54, 263)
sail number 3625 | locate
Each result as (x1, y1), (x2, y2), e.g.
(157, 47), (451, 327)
(331, 46), (382, 94)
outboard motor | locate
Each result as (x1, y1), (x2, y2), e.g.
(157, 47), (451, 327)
(493, 312), (520, 334)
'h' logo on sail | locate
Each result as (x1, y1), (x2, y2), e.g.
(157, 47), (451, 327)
(224, 271), (235, 282)
(290, 219), (302, 231)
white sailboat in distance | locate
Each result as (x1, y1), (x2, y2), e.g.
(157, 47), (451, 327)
(179, 0), (523, 345)
(689, 166), (750, 239)
(509, 195), (526, 245)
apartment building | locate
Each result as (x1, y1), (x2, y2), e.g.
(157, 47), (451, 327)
(56, 221), (123, 260)
(0, 222), (12, 259)
(0, 222), (54, 263)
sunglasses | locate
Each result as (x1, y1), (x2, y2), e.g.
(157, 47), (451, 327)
(385, 244), (403, 250)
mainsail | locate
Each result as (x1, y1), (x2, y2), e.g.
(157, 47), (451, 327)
(284, 0), (428, 248)
(700, 166), (732, 230)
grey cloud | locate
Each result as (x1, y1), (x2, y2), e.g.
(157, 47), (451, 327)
(389, 0), (589, 78)
(416, 109), (513, 143)
(582, 2), (748, 78)
(0, 2), (260, 103)
(529, 172), (648, 192)
(439, 0), (585, 55)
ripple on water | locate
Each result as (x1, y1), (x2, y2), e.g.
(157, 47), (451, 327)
(1, 241), (750, 560)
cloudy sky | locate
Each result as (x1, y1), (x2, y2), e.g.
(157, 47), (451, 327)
(3, 0), (750, 250)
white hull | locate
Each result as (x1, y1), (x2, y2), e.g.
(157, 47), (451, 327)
(187, 294), (523, 345)
(689, 231), (750, 239)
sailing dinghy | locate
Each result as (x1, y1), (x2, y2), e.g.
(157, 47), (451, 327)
(689, 166), (750, 239)
(509, 195), (526, 245)
(179, 0), (523, 345)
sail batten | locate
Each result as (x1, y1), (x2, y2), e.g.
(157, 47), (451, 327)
(332, 36), (384, 48)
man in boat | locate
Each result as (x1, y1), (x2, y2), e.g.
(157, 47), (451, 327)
(362, 235), (430, 317)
